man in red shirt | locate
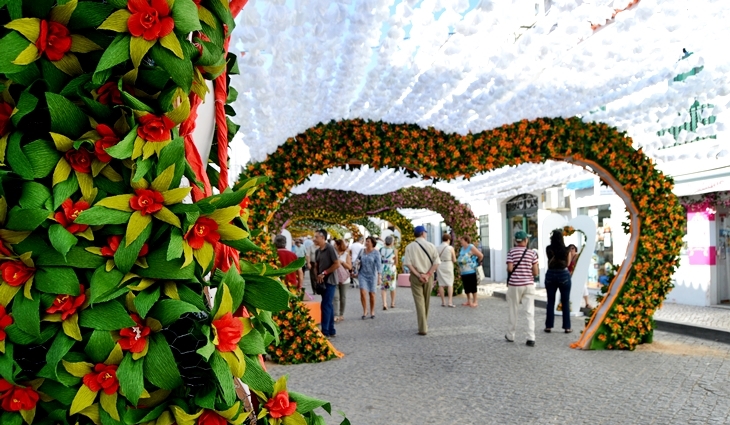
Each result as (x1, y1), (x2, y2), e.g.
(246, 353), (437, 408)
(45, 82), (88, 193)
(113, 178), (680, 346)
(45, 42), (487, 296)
(276, 235), (303, 289)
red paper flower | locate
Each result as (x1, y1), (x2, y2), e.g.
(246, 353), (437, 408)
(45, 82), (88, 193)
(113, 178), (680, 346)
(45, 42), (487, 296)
(265, 391), (297, 419)
(0, 306), (12, 342)
(100, 235), (149, 258)
(130, 188), (165, 216)
(0, 379), (11, 394)
(0, 102), (12, 136)
(239, 196), (250, 216)
(118, 314), (150, 353)
(184, 217), (220, 250)
(137, 113), (175, 143)
(0, 261), (35, 287)
(94, 124), (121, 163)
(211, 312), (243, 352)
(97, 82), (123, 106)
(127, 0), (175, 42)
(46, 285), (86, 321)
(0, 383), (39, 412)
(198, 410), (227, 425)
(36, 19), (72, 61)
(65, 148), (93, 174)
(54, 199), (90, 234)
(83, 364), (119, 395)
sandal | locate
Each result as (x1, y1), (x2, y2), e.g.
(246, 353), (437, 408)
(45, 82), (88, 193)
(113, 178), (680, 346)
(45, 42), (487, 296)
(448, 304), (456, 308)
(565, 329), (573, 333)
(383, 306), (388, 311)
(361, 315), (367, 320)
(370, 315), (375, 319)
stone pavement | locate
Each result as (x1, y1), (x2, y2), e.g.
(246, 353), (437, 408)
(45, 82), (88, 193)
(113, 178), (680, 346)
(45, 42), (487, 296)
(269, 286), (730, 425)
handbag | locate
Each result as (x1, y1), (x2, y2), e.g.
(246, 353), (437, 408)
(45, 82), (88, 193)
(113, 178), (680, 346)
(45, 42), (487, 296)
(335, 265), (350, 284)
(350, 250), (362, 278)
(506, 248), (529, 285)
(476, 263), (485, 282)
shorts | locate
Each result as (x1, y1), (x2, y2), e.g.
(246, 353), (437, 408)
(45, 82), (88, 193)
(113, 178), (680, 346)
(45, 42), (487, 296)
(461, 273), (478, 294)
(359, 275), (377, 293)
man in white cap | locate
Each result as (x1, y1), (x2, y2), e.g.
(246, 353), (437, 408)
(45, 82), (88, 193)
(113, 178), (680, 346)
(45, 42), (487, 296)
(403, 225), (440, 335)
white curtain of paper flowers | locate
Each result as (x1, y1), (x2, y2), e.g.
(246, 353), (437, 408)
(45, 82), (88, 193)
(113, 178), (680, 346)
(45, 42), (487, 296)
(228, 0), (730, 207)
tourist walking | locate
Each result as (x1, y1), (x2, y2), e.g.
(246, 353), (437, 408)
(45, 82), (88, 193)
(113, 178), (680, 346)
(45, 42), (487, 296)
(276, 235), (303, 289)
(358, 236), (381, 319)
(333, 239), (352, 323)
(305, 236), (319, 294)
(349, 237), (364, 288)
(505, 231), (539, 346)
(436, 233), (457, 307)
(545, 229), (572, 333)
(457, 236), (483, 307)
(403, 226), (440, 335)
(379, 236), (398, 310)
(314, 229), (340, 338)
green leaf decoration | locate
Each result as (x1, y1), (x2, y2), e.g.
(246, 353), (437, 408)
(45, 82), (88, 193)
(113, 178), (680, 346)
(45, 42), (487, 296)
(143, 333), (183, 390)
(133, 286), (159, 319)
(6, 207), (49, 231)
(106, 126), (138, 160)
(166, 228), (183, 261)
(149, 43), (193, 93)
(94, 34), (130, 79)
(49, 223), (79, 258)
(136, 247), (194, 280)
(12, 291), (40, 337)
(117, 353), (144, 406)
(85, 330), (116, 364)
(81, 96), (114, 121)
(45, 333), (76, 381)
(88, 266), (125, 304)
(0, 32), (32, 74)
(79, 300), (136, 330)
(210, 351), (236, 406)
(35, 267), (81, 295)
(172, 0), (203, 33)
(76, 206), (132, 225)
(11, 89), (38, 127)
(222, 236), (265, 254)
(60, 73), (92, 97)
(241, 275), (292, 312)
(0, 411), (23, 425)
(6, 132), (35, 180)
(36, 246), (105, 269)
(40, 59), (68, 94)
(46, 93), (88, 138)
(238, 328), (265, 355)
(38, 379), (77, 405)
(148, 299), (199, 326)
(18, 182), (51, 209)
(52, 173), (79, 209)
(115, 222), (152, 274)
(23, 139), (62, 178)
(218, 268), (244, 313)
(176, 284), (207, 311)
(241, 355), (274, 394)
(289, 392), (332, 415)
(68, 1), (115, 30)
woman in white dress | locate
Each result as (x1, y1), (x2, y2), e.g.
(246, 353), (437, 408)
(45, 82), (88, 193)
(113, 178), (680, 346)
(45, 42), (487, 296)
(437, 233), (457, 307)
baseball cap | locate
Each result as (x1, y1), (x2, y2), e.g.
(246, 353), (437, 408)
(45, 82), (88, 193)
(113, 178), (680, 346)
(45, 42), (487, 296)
(414, 225), (427, 236)
(514, 231), (528, 241)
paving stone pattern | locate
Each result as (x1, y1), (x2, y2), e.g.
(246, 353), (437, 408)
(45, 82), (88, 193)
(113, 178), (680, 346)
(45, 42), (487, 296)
(268, 287), (730, 425)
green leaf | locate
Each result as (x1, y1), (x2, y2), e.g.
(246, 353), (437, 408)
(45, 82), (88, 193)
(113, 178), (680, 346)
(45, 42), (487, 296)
(85, 330), (116, 364)
(115, 223), (152, 274)
(0, 411), (23, 425)
(136, 246), (194, 280)
(79, 300), (136, 330)
(45, 333), (76, 381)
(34, 267), (80, 295)
(0, 345), (16, 385)
(53, 173), (79, 209)
(195, 338), (215, 361)
(106, 126), (138, 160)
(41, 59), (68, 94)
(68, 1), (116, 30)
(157, 137), (184, 183)
(6, 132), (35, 180)
(12, 291), (40, 337)
(88, 266), (125, 304)
(241, 275), (292, 312)
(60, 73), (92, 98)
(0, 32), (31, 75)
(75, 206), (132, 225)
(241, 355), (274, 394)
(19, 182), (51, 209)
(94, 34), (130, 81)
(133, 286), (159, 319)
(172, 0), (202, 33)
(218, 268), (244, 313)
(11, 90), (38, 127)
(255, 310), (279, 345)
(46, 93), (88, 139)
(49, 223), (79, 258)
(133, 157), (154, 182)
(81, 96), (114, 121)
(39, 380), (77, 405)
(148, 299), (199, 326)
(210, 351), (236, 406)
(5, 207), (49, 231)
(221, 237), (264, 254)
(238, 328), (265, 355)
(117, 353), (144, 406)
(143, 333), (183, 390)
(289, 392), (332, 415)
(36, 246), (105, 269)
(166, 228), (183, 261)
(150, 43), (193, 93)
(176, 283), (207, 311)
(22, 140), (63, 178)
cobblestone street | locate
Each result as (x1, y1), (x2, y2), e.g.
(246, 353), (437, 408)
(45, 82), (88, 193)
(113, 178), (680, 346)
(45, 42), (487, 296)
(269, 287), (730, 425)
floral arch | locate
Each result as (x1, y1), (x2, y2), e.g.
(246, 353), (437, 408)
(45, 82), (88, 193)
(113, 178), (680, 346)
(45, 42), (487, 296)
(245, 117), (685, 350)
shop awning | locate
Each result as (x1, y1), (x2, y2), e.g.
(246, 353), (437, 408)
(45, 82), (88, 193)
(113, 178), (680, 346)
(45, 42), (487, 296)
(566, 178), (595, 190)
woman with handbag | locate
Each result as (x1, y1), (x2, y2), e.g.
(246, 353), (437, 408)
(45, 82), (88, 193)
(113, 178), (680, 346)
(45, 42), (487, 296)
(379, 236), (398, 310)
(436, 233), (457, 307)
(545, 230), (572, 333)
(358, 236), (382, 319)
(457, 236), (484, 308)
(333, 240), (352, 322)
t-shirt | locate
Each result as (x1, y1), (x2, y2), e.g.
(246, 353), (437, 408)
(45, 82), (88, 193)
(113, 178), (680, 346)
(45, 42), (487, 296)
(506, 247), (538, 286)
(546, 245), (568, 270)
(315, 244), (339, 285)
(277, 249), (299, 286)
(349, 242), (364, 263)
(293, 244), (306, 258)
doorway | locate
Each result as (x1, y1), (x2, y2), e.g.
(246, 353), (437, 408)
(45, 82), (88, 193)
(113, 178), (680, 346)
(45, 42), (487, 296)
(506, 194), (539, 250)
(717, 205), (730, 305)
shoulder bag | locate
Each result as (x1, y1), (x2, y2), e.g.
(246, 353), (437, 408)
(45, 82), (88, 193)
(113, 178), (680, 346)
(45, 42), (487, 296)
(506, 248), (529, 285)
(415, 241), (435, 279)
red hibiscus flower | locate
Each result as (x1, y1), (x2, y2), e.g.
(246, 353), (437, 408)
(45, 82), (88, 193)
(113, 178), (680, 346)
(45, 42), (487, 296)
(94, 124), (121, 163)
(211, 312), (243, 352)
(54, 199), (90, 234)
(0, 383), (39, 412)
(0, 261), (35, 288)
(46, 285), (86, 321)
(118, 314), (150, 353)
(198, 410), (227, 425)
(184, 217), (220, 250)
(265, 390), (297, 419)
(137, 113), (175, 143)
(100, 235), (149, 258)
(127, 0), (175, 42)
(36, 19), (72, 61)
(129, 188), (165, 216)
(82, 364), (119, 395)
(0, 306), (12, 342)
(0, 102), (12, 136)
(65, 148), (93, 174)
